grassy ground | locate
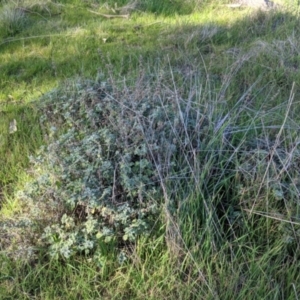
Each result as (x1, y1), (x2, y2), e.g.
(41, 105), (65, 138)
(1, 0), (300, 298)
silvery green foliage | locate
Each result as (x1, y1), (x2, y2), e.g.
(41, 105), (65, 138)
(29, 77), (200, 260)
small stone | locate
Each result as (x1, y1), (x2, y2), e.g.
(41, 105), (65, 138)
(9, 119), (17, 134)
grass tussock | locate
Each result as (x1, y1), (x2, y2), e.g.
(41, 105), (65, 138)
(0, 4), (28, 37)
(1, 0), (300, 298)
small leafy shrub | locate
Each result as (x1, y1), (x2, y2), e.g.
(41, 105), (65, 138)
(22, 73), (209, 260)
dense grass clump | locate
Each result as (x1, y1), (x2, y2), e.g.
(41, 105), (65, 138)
(0, 4), (28, 37)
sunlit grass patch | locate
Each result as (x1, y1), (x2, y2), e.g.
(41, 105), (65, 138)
(0, 102), (44, 185)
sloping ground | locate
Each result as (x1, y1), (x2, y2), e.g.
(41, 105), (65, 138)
(1, 0), (300, 298)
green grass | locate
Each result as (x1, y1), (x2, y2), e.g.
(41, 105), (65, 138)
(1, 0), (300, 298)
